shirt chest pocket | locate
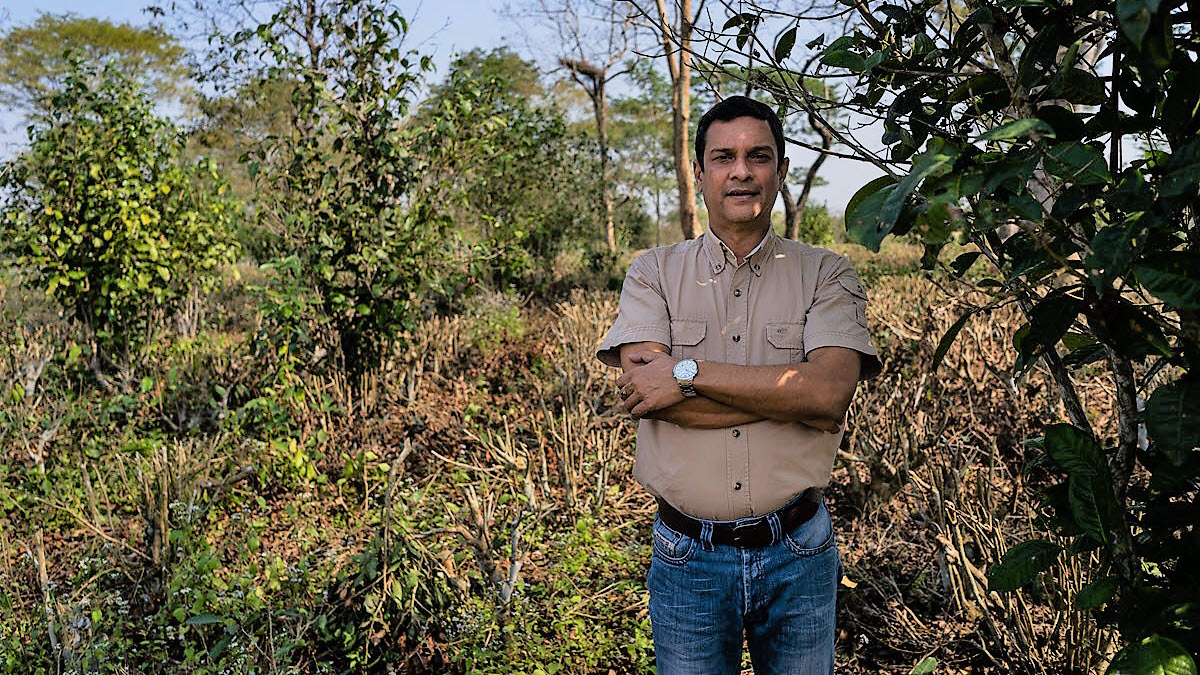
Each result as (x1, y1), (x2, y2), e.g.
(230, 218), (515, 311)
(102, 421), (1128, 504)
(765, 321), (806, 364)
(669, 319), (706, 360)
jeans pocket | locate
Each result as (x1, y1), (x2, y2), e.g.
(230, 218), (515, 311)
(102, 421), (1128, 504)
(652, 516), (696, 566)
(782, 501), (836, 557)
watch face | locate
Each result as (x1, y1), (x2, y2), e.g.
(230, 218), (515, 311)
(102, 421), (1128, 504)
(673, 358), (698, 380)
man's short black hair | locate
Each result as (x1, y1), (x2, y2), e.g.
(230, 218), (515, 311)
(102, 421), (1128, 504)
(694, 95), (786, 169)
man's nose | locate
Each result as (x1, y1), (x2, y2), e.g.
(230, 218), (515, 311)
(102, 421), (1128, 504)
(730, 155), (752, 179)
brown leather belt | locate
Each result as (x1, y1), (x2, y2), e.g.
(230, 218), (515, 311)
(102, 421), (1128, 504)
(656, 489), (822, 548)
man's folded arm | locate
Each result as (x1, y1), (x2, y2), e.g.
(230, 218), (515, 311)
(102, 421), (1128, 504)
(619, 346), (862, 433)
(618, 342), (763, 429)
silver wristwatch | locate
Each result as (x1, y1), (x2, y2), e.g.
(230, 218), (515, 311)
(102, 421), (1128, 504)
(672, 358), (699, 398)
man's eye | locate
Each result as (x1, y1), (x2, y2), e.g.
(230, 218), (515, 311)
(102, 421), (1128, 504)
(752, 153), (771, 162)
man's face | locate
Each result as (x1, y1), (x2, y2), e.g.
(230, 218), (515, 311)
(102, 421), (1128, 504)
(694, 116), (789, 231)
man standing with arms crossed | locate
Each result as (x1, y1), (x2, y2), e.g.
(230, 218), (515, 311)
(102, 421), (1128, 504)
(596, 96), (881, 674)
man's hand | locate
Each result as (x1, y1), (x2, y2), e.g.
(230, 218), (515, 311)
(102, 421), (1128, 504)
(617, 350), (684, 419)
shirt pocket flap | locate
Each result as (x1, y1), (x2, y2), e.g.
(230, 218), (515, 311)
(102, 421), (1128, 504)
(837, 276), (868, 300)
(766, 321), (806, 349)
(669, 319), (706, 346)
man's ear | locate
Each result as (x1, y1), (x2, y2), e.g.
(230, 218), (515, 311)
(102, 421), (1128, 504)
(693, 159), (703, 189)
(778, 156), (790, 181)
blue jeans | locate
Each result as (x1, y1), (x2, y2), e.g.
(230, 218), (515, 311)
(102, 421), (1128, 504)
(647, 499), (839, 675)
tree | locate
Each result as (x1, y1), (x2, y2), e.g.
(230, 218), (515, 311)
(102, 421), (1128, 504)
(611, 60), (680, 246)
(0, 60), (237, 374)
(0, 14), (187, 114)
(241, 0), (447, 397)
(625, 0), (707, 240)
(507, 0), (634, 253)
(698, 1), (1199, 671)
(417, 47), (605, 288)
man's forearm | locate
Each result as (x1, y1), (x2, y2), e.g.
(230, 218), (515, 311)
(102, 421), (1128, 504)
(643, 396), (764, 429)
(620, 348), (861, 430)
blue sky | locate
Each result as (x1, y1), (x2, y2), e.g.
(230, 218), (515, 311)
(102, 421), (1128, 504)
(0, 0), (879, 212)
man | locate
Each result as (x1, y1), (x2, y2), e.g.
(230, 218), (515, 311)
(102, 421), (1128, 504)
(596, 96), (881, 674)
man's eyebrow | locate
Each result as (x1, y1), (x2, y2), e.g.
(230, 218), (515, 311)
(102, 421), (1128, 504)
(708, 145), (776, 155)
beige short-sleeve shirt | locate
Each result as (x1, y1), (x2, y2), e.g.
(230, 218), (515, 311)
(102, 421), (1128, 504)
(597, 229), (882, 521)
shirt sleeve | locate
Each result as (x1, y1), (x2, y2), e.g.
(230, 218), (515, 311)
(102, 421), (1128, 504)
(596, 251), (672, 368)
(803, 254), (883, 380)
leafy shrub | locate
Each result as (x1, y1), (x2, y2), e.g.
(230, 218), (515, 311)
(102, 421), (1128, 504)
(0, 58), (237, 370)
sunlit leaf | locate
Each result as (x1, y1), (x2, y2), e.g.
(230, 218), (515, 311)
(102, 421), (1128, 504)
(1107, 634), (1197, 675)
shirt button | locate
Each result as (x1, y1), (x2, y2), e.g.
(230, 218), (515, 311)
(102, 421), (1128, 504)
(732, 335), (741, 342)
(734, 482), (742, 491)
(732, 429), (741, 438)
(733, 289), (742, 297)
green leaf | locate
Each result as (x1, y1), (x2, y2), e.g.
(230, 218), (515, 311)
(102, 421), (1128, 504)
(911, 656), (939, 674)
(1088, 225), (1134, 293)
(950, 251), (981, 278)
(1103, 301), (1172, 359)
(1145, 380), (1200, 461)
(1107, 634), (1197, 675)
(1116, 0), (1164, 48)
(1044, 142), (1111, 186)
(845, 176), (898, 252)
(1044, 423), (1105, 476)
(933, 309), (980, 372)
(820, 49), (866, 72)
(1069, 471), (1124, 544)
(1014, 294), (1080, 374)
(185, 614), (224, 626)
(1058, 68), (1107, 106)
(881, 143), (959, 228)
(775, 26), (798, 62)
(1160, 139), (1200, 198)
(1135, 253), (1200, 309)
(987, 540), (1062, 592)
(977, 118), (1054, 142)
(1075, 575), (1119, 609)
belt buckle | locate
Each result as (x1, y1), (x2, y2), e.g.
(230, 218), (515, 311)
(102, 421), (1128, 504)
(730, 517), (767, 547)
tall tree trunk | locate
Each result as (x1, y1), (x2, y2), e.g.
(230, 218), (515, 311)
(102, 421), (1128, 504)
(561, 57), (617, 252)
(595, 77), (616, 252)
(656, 0), (701, 239)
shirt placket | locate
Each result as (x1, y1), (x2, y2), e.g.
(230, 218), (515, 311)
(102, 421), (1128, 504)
(727, 261), (753, 514)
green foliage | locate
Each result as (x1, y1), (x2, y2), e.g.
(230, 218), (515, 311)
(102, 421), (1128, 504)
(316, 517), (458, 670)
(987, 540), (1063, 592)
(805, 0), (1200, 668)
(242, 1), (444, 385)
(420, 48), (607, 291)
(0, 13), (186, 114)
(457, 517), (654, 674)
(464, 293), (527, 357)
(797, 202), (835, 246)
(1, 59), (237, 366)
(723, 0), (1200, 669)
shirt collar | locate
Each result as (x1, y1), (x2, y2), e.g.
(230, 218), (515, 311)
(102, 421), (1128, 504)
(702, 228), (777, 278)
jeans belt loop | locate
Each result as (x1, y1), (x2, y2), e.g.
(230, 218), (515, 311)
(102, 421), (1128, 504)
(767, 511), (783, 545)
(700, 521), (715, 552)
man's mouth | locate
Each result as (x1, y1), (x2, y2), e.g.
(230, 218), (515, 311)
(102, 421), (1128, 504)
(726, 188), (759, 198)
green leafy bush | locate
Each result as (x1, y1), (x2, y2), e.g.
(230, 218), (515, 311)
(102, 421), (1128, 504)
(1, 58), (237, 369)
